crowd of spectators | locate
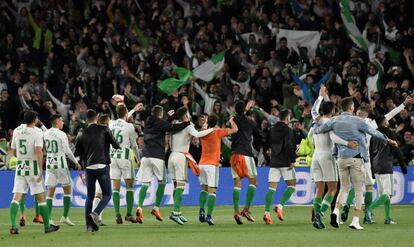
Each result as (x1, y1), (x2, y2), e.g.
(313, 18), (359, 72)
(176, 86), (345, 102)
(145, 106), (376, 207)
(1, 0), (414, 169)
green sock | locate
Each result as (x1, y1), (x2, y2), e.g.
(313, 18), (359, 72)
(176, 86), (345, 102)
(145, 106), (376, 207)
(46, 197), (53, 216)
(9, 200), (19, 228)
(35, 200), (39, 216)
(199, 190), (208, 209)
(233, 187), (241, 212)
(63, 195), (71, 218)
(320, 194), (334, 213)
(369, 194), (389, 211)
(38, 202), (50, 229)
(126, 189), (134, 215)
(173, 187), (185, 212)
(265, 188), (276, 212)
(346, 187), (355, 206)
(155, 183), (166, 207)
(279, 186), (295, 206)
(365, 191), (373, 209)
(207, 193), (216, 215)
(138, 184), (149, 208)
(384, 197), (391, 220)
(245, 185), (256, 209)
(313, 197), (322, 214)
(112, 190), (120, 215)
(19, 200), (25, 214)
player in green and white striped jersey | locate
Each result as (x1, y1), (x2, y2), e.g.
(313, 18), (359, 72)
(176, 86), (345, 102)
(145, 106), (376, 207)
(9, 111), (60, 234)
(108, 103), (142, 224)
(44, 114), (82, 226)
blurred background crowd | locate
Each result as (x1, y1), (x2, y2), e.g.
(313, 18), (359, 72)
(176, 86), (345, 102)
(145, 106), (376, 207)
(0, 0), (414, 169)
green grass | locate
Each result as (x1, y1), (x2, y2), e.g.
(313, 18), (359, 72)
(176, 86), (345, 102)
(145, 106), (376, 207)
(0, 205), (413, 247)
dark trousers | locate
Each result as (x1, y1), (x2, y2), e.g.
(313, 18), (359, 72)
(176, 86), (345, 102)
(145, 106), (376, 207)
(85, 166), (111, 226)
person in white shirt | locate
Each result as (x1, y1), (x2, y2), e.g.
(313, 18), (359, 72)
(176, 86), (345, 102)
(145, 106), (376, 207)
(44, 114), (81, 226)
(9, 110), (60, 234)
(168, 107), (213, 225)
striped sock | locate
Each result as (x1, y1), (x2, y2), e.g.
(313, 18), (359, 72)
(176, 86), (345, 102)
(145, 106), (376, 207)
(279, 186), (295, 206)
(46, 197), (53, 216)
(173, 186), (185, 212)
(138, 184), (149, 208)
(155, 183), (166, 207)
(313, 197), (322, 214)
(19, 199), (25, 214)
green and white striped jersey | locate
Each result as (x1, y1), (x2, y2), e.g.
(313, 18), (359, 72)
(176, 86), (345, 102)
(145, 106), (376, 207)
(109, 119), (138, 160)
(44, 127), (77, 169)
(11, 125), (43, 176)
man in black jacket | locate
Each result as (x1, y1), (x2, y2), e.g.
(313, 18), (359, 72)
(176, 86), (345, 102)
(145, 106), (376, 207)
(74, 109), (120, 232)
(367, 116), (408, 224)
(230, 100), (260, 224)
(135, 105), (190, 224)
(263, 109), (296, 224)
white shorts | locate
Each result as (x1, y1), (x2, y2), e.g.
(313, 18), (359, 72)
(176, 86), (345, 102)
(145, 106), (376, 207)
(13, 175), (45, 195)
(375, 173), (393, 196)
(199, 165), (219, 188)
(45, 168), (72, 187)
(268, 167), (296, 183)
(110, 158), (135, 180)
(231, 155), (257, 179)
(136, 157), (166, 183)
(95, 181), (102, 194)
(310, 152), (338, 182)
(168, 152), (188, 182)
(364, 162), (375, 186)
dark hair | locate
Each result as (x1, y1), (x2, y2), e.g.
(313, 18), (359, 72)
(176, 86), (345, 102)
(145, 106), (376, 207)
(279, 109), (290, 121)
(86, 109), (97, 122)
(208, 115), (218, 128)
(24, 110), (38, 124)
(234, 100), (245, 115)
(151, 105), (163, 117)
(341, 97), (354, 111)
(176, 106), (188, 121)
(375, 115), (386, 127)
(50, 114), (62, 124)
(116, 104), (128, 119)
(321, 101), (335, 115)
(98, 114), (110, 126)
(357, 105), (369, 114)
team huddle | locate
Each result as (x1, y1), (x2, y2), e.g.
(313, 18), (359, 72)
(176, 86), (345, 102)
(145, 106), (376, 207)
(8, 90), (411, 234)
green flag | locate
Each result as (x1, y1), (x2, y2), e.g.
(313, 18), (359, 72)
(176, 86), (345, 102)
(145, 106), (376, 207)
(133, 25), (148, 49)
(158, 67), (192, 95)
(340, 0), (368, 53)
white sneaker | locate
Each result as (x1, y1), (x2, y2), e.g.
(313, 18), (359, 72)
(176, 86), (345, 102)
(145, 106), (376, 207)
(60, 216), (76, 226)
(49, 219), (55, 225)
(349, 222), (364, 230)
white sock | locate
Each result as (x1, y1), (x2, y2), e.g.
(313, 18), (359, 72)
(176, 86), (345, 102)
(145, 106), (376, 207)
(277, 204), (283, 209)
(352, 216), (359, 224)
(92, 197), (101, 212)
(333, 208), (339, 215)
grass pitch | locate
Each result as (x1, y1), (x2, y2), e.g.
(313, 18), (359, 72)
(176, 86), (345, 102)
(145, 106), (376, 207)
(0, 205), (413, 247)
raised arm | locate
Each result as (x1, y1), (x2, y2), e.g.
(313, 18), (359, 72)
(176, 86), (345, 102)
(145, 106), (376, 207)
(314, 72), (330, 90)
(385, 96), (414, 121)
(226, 117), (238, 135)
(193, 81), (208, 100)
(188, 125), (214, 138)
(47, 89), (65, 108)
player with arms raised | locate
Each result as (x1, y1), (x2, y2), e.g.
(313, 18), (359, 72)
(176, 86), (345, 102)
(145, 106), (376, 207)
(109, 104), (142, 224)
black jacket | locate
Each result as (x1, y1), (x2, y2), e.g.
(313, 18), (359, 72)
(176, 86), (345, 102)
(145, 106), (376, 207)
(268, 121), (296, 168)
(231, 114), (260, 157)
(74, 124), (120, 168)
(370, 127), (407, 175)
(142, 116), (189, 160)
